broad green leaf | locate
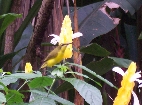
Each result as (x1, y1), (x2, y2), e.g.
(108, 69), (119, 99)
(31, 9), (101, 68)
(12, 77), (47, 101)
(0, 47), (26, 68)
(62, 78), (102, 105)
(29, 77), (53, 88)
(0, 76), (18, 87)
(30, 90), (74, 105)
(6, 71), (42, 80)
(0, 13), (22, 39)
(138, 32), (142, 40)
(6, 90), (24, 104)
(49, 94), (74, 105)
(80, 43), (110, 57)
(0, 92), (6, 103)
(29, 97), (56, 105)
(66, 71), (101, 87)
(54, 81), (73, 94)
(14, 0), (42, 47)
(30, 89), (49, 97)
(108, 57), (132, 68)
(70, 1), (142, 46)
(29, 90), (56, 105)
(0, 0), (12, 15)
(68, 63), (116, 88)
(55, 59), (114, 94)
(9, 103), (29, 105)
(86, 57), (114, 75)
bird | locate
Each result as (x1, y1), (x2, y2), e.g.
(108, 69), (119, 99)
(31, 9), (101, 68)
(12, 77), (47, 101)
(40, 44), (69, 68)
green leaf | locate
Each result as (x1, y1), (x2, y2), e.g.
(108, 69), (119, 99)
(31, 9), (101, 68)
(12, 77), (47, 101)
(29, 97), (56, 105)
(54, 81), (73, 94)
(6, 71), (42, 80)
(29, 77), (53, 88)
(86, 57), (114, 75)
(0, 69), (3, 73)
(55, 64), (69, 72)
(0, 82), (9, 93)
(108, 57), (132, 68)
(62, 78), (102, 105)
(0, 13), (22, 39)
(66, 71), (101, 87)
(0, 92), (6, 103)
(30, 90), (74, 105)
(9, 103), (29, 105)
(49, 94), (74, 105)
(6, 90), (24, 104)
(0, 47), (26, 68)
(0, 0), (12, 15)
(14, 0), (42, 47)
(0, 52), (17, 68)
(80, 43), (110, 57)
(55, 58), (115, 94)
(71, 1), (142, 46)
(51, 69), (64, 77)
(0, 76), (18, 88)
(68, 63), (116, 88)
(28, 90), (56, 105)
(138, 31), (142, 40)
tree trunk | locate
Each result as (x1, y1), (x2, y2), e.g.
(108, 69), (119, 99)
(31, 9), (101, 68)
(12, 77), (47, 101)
(4, 0), (31, 72)
(73, 0), (84, 105)
(24, 0), (54, 70)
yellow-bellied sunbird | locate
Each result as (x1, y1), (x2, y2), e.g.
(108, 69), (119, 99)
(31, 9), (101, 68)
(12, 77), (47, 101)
(40, 44), (69, 68)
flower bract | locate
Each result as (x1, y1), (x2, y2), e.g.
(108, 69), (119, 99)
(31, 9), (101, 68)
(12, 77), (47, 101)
(25, 62), (33, 73)
(113, 62), (140, 105)
(50, 15), (83, 59)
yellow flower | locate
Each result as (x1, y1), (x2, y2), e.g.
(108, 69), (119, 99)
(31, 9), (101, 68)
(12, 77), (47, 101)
(59, 15), (73, 59)
(25, 62), (33, 73)
(50, 15), (83, 59)
(113, 62), (140, 105)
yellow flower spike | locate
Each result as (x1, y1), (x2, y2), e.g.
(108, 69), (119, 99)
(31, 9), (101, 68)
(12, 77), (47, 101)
(113, 62), (136, 105)
(25, 62), (33, 73)
(59, 15), (73, 59)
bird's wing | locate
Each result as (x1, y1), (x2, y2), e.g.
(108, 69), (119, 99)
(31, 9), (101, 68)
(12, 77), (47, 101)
(43, 47), (61, 62)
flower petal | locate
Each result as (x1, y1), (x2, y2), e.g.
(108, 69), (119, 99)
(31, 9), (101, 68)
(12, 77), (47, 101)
(130, 71), (141, 82)
(50, 34), (60, 45)
(138, 84), (142, 88)
(72, 32), (83, 39)
(25, 62), (33, 73)
(112, 67), (125, 76)
(132, 91), (140, 105)
(136, 79), (142, 84)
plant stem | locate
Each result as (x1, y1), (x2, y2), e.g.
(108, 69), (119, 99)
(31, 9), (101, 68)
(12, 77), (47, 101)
(47, 79), (55, 95)
(40, 79), (56, 105)
(6, 79), (29, 103)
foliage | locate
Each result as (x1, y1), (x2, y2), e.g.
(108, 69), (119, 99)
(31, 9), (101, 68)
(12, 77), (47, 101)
(0, 0), (142, 105)
(0, 64), (105, 105)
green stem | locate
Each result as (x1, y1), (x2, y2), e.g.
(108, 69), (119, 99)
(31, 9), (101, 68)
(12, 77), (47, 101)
(17, 79), (29, 91)
(40, 79), (56, 105)
(6, 79), (29, 103)
(47, 79), (55, 95)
